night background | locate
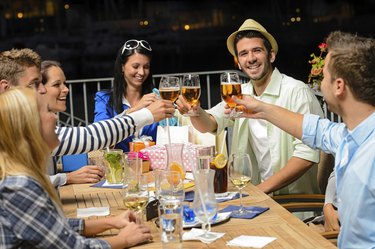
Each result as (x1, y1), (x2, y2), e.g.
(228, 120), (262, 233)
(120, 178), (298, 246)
(1, 0), (374, 83)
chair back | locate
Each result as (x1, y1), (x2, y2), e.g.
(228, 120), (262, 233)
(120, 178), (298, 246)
(61, 154), (88, 172)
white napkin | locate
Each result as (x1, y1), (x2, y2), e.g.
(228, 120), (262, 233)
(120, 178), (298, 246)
(102, 180), (123, 188)
(76, 207), (110, 218)
(227, 235), (276, 248)
(183, 228), (225, 244)
(185, 172), (194, 181)
(215, 191), (239, 201)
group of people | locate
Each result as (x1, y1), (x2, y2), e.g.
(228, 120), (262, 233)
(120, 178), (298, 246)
(0, 17), (374, 248)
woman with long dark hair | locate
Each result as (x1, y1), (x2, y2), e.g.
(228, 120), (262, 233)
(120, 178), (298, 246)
(94, 39), (159, 151)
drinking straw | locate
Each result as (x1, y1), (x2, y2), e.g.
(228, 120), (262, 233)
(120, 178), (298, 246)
(153, 87), (171, 145)
(220, 130), (227, 155)
(167, 118), (171, 145)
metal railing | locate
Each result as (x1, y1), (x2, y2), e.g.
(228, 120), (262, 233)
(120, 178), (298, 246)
(61, 69), (339, 127)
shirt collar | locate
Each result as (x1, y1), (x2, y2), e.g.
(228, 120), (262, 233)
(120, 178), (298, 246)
(349, 111), (375, 146)
(122, 96), (131, 107)
(244, 68), (282, 97)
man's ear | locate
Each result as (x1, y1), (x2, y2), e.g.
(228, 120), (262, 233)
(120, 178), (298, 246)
(237, 62), (242, 70)
(269, 50), (276, 63)
(335, 78), (347, 98)
(0, 79), (10, 93)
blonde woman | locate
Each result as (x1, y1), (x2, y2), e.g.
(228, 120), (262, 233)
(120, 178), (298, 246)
(0, 88), (152, 248)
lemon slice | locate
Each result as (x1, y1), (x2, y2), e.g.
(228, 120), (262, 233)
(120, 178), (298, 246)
(213, 153), (227, 169)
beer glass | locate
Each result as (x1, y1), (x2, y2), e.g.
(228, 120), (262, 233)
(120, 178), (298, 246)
(220, 72), (243, 118)
(181, 74), (201, 116)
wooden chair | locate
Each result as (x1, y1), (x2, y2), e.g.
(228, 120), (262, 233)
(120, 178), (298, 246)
(272, 152), (338, 245)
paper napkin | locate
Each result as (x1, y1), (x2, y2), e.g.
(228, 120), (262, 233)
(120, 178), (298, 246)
(183, 228), (225, 244)
(219, 205), (269, 219)
(77, 207), (110, 218)
(227, 235), (276, 248)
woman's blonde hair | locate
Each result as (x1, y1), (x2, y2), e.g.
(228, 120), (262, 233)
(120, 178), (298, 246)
(0, 87), (61, 207)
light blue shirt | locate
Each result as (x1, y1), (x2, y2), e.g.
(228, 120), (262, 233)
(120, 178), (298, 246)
(302, 112), (375, 248)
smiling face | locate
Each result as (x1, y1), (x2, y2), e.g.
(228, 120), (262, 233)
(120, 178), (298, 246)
(43, 66), (69, 112)
(236, 37), (275, 86)
(122, 52), (150, 91)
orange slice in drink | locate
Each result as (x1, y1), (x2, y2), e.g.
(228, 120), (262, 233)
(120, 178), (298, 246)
(169, 161), (185, 181)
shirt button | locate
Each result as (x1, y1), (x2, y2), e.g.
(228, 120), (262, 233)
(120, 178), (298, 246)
(64, 230), (68, 235)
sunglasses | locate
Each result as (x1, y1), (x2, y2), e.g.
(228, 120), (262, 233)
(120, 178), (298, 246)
(121, 39), (152, 54)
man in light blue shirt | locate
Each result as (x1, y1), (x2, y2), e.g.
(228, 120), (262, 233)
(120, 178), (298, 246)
(229, 31), (375, 248)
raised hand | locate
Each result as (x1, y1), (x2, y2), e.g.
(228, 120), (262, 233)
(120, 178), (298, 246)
(147, 99), (175, 122)
(175, 94), (200, 115)
(134, 93), (159, 111)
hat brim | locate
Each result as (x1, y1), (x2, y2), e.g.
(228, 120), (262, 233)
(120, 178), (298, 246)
(226, 26), (278, 57)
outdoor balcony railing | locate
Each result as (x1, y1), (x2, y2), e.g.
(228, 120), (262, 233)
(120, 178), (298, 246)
(61, 69), (340, 128)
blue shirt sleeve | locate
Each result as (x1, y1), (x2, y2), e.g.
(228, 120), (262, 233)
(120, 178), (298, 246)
(302, 114), (346, 156)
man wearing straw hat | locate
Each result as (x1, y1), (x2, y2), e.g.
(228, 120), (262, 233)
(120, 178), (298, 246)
(176, 19), (323, 201)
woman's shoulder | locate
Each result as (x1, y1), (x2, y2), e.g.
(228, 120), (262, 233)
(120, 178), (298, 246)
(0, 175), (44, 194)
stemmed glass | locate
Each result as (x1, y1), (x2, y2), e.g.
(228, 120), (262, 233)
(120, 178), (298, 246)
(220, 72), (243, 118)
(181, 74), (201, 116)
(228, 152), (252, 216)
(192, 169), (217, 240)
(159, 76), (180, 144)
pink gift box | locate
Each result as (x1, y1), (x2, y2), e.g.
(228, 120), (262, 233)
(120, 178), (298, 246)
(141, 143), (204, 171)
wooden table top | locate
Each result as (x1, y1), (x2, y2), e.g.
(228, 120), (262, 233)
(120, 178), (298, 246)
(59, 181), (336, 249)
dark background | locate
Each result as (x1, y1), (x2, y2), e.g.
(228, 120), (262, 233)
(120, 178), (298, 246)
(1, 0), (374, 83)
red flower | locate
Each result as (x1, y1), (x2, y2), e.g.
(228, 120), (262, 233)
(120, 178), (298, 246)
(318, 43), (328, 51)
(307, 42), (327, 91)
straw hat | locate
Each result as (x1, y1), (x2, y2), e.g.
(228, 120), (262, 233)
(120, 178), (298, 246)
(226, 19), (278, 57)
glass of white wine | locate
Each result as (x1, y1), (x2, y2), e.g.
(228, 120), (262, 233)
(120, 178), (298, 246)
(181, 74), (201, 116)
(123, 173), (149, 224)
(220, 72), (243, 118)
(228, 152), (252, 216)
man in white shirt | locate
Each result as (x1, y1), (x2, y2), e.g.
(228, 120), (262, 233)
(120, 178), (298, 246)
(176, 19), (323, 197)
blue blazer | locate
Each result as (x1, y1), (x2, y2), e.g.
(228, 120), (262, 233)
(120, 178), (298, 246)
(94, 91), (159, 152)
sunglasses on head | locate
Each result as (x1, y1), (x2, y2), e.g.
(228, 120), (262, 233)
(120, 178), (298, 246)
(121, 39), (152, 54)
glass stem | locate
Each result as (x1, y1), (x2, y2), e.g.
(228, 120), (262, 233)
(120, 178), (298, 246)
(239, 188), (243, 212)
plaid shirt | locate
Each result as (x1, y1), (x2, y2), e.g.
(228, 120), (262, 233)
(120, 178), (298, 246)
(0, 176), (110, 249)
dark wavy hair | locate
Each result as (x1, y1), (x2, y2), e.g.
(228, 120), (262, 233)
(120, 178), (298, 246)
(110, 40), (154, 114)
(41, 60), (61, 85)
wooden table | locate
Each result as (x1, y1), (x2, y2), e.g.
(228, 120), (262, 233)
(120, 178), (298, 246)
(59, 182), (336, 248)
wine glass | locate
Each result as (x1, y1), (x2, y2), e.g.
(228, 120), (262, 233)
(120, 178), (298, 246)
(159, 76), (180, 102)
(192, 169), (217, 239)
(220, 72), (243, 118)
(228, 152), (252, 216)
(181, 74), (201, 116)
(159, 76), (180, 144)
